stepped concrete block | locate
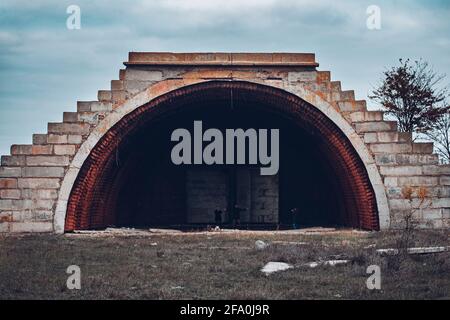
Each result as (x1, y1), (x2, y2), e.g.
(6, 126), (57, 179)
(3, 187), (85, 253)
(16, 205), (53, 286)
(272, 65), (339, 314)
(17, 178), (60, 189)
(440, 176), (450, 185)
(48, 123), (90, 135)
(340, 90), (355, 100)
(338, 100), (367, 112)
(31, 145), (53, 155)
(47, 134), (68, 144)
(0, 178), (18, 189)
(412, 143), (434, 154)
(397, 176), (439, 186)
(98, 90), (112, 101)
(380, 166), (422, 176)
(422, 165), (450, 176)
(54, 145), (76, 155)
(26, 156), (70, 167)
(1, 156), (26, 167)
(22, 189), (59, 200)
(124, 69), (163, 81)
(10, 222), (53, 233)
(63, 112), (78, 123)
(0, 167), (21, 178)
(77, 101), (112, 112)
(22, 167), (65, 178)
(370, 143), (412, 154)
(375, 154), (439, 166)
(349, 111), (383, 122)
(11, 145), (32, 155)
(0, 189), (21, 199)
(317, 71), (330, 82)
(32, 134), (47, 145)
(68, 135), (82, 144)
(111, 80), (124, 90)
(355, 121), (397, 133)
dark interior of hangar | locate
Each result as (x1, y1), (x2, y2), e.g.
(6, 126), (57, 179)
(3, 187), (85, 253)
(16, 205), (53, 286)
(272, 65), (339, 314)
(110, 104), (344, 229)
(65, 82), (379, 231)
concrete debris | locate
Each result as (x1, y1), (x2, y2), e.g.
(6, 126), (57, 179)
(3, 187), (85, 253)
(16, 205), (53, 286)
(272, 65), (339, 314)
(157, 251), (165, 258)
(72, 227), (151, 236)
(171, 286), (184, 290)
(377, 246), (449, 256)
(408, 247), (449, 254)
(255, 240), (269, 250)
(261, 262), (293, 275)
(298, 227), (337, 233)
(306, 260), (350, 268)
(199, 246), (252, 250)
(272, 241), (307, 246)
(149, 228), (183, 234)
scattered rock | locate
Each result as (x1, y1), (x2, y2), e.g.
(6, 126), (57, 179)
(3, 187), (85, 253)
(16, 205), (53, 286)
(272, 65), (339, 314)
(376, 246), (449, 256)
(171, 286), (184, 290)
(376, 248), (398, 256)
(157, 251), (165, 258)
(72, 227), (153, 237)
(408, 246), (449, 254)
(261, 262), (293, 275)
(307, 262), (320, 268)
(198, 245), (252, 250)
(329, 254), (348, 260)
(324, 260), (350, 266)
(149, 228), (182, 234)
(299, 227), (336, 234)
(306, 260), (350, 268)
(255, 240), (269, 250)
(272, 241), (307, 246)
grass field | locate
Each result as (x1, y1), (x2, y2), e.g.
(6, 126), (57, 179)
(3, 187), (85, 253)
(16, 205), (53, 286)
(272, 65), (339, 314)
(0, 229), (449, 300)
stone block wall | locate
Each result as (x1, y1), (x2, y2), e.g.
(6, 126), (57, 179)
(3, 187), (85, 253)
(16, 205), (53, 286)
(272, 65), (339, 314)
(186, 168), (228, 224)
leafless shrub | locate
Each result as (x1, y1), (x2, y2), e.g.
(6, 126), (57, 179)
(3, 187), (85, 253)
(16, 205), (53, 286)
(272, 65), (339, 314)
(390, 186), (432, 270)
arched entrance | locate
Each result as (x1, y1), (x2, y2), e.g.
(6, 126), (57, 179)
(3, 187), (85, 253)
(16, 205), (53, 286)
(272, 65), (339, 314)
(63, 81), (380, 231)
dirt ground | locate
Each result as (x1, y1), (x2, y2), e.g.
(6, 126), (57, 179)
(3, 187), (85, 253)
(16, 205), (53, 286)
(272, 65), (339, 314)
(0, 228), (449, 300)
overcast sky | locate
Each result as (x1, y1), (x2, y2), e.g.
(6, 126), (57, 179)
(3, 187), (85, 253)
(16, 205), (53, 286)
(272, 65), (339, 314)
(0, 0), (449, 155)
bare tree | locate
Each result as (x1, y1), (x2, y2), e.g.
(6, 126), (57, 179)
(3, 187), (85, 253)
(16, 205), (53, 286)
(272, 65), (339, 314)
(424, 113), (450, 164)
(370, 59), (448, 135)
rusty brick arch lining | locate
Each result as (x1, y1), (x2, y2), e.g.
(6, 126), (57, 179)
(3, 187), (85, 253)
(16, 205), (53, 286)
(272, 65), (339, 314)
(65, 81), (379, 231)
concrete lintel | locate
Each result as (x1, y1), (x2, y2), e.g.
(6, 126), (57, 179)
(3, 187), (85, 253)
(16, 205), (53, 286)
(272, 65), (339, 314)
(124, 52), (319, 68)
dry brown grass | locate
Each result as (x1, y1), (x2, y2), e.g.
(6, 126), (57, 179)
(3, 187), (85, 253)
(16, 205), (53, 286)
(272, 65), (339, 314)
(0, 229), (449, 300)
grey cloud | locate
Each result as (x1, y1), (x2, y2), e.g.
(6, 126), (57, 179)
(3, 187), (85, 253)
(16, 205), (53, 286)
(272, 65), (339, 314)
(0, 0), (449, 155)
